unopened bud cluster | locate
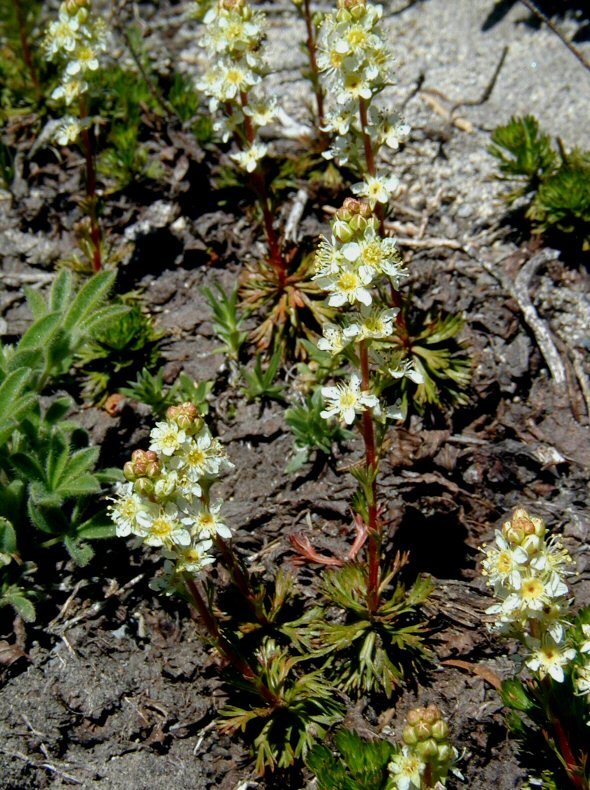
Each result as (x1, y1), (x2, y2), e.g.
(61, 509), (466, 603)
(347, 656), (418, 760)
(482, 507), (576, 683)
(389, 705), (458, 789)
(314, 200), (421, 426)
(43, 0), (109, 145)
(110, 402), (233, 577)
(317, 0), (409, 197)
(197, 0), (276, 171)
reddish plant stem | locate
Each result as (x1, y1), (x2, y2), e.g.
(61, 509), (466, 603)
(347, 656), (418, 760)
(214, 535), (269, 626)
(359, 340), (380, 613)
(239, 91), (287, 289)
(539, 676), (586, 790)
(358, 98), (387, 236)
(78, 96), (102, 272)
(12, 0), (40, 94)
(302, 0), (325, 131)
(184, 575), (281, 707)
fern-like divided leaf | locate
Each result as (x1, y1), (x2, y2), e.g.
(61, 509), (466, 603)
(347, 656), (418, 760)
(219, 639), (344, 774)
(489, 114), (556, 201)
(312, 563), (433, 698)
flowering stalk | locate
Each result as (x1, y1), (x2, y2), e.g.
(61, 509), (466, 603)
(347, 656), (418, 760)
(291, 0), (325, 131)
(482, 507), (590, 788)
(110, 403), (281, 705)
(198, 0), (288, 288)
(314, 198), (423, 613)
(43, 0), (108, 271)
(12, 0), (41, 94)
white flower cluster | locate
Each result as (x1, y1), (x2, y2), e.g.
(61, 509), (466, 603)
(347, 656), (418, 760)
(576, 624), (590, 700)
(317, 0), (410, 198)
(482, 507), (577, 683)
(109, 403), (233, 577)
(197, 0), (276, 168)
(44, 0), (108, 144)
(314, 199), (422, 426)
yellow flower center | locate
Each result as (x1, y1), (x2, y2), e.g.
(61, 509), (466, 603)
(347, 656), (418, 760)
(188, 448), (206, 467)
(497, 551), (513, 574)
(339, 391), (357, 409)
(347, 28), (367, 48)
(521, 578), (544, 601)
(226, 68), (243, 85)
(151, 517), (173, 538)
(361, 241), (383, 267)
(337, 271), (359, 292)
(364, 316), (383, 334)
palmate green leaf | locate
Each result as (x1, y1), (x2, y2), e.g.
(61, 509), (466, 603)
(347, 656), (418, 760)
(44, 397), (74, 425)
(56, 473), (102, 498)
(0, 518), (17, 566)
(10, 451), (44, 482)
(27, 498), (64, 534)
(46, 431), (69, 489)
(0, 368), (31, 407)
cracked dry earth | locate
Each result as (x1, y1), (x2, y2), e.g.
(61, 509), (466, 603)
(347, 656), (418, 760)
(1, 0), (590, 787)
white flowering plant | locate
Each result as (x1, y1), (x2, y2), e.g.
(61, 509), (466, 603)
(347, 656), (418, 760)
(481, 507), (590, 789)
(307, 704), (460, 790)
(43, 0), (109, 271)
(110, 401), (344, 773)
(317, 0), (410, 214)
(197, 0), (330, 354)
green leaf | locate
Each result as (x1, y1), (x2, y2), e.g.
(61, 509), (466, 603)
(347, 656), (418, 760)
(64, 535), (94, 566)
(0, 368), (31, 413)
(24, 286), (48, 320)
(18, 312), (61, 351)
(57, 446), (100, 486)
(44, 397), (74, 424)
(56, 474), (102, 498)
(10, 452), (45, 482)
(2, 589), (36, 622)
(63, 271), (116, 333)
(50, 270), (72, 312)
(501, 678), (534, 712)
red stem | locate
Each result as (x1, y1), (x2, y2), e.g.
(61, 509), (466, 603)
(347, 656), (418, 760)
(214, 535), (269, 626)
(78, 96), (102, 272)
(239, 91), (287, 289)
(302, 0), (325, 131)
(184, 576), (281, 707)
(12, 0), (40, 93)
(359, 340), (380, 613)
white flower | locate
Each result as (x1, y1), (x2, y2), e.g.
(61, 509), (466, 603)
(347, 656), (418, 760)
(51, 77), (88, 105)
(137, 502), (192, 548)
(581, 623), (590, 654)
(321, 374), (379, 424)
(193, 501), (232, 541)
(317, 323), (351, 355)
(346, 306), (398, 341)
(352, 172), (400, 208)
(230, 143), (268, 173)
(482, 532), (529, 590)
(388, 747), (425, 790)
(243, 99), (277, 127)
(54, 116), (83, 146)
(316, 265), (374, 307)
(65, 44), (99, 75)
(525, 638), (576, 683)
(108, 483), (145, 538)
(176, 539), (215, 575)
(150, 421), (187, 457)
(575, 662), (590, 696)
(389, 359), (424, 385)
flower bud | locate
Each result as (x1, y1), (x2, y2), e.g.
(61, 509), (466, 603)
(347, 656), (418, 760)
(402, 725), (418, 746)
(436, 743), (453, 763)
(134, 477), (154, 497)
(423, 705), (441, 725)
(332, 218), (355, 243)
(123, 461), (136, 482)
(349, 213), (368, 234)
(414, 722), (431, 741)
(416, 738), (438, 758)
(431, 720), (449, 741)
(406, 708), (424, 727)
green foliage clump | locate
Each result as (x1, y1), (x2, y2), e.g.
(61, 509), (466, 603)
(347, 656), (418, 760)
(313, 562), (433, 698)
(241, 349), (286, 404)
(489, 115), (590, 249)
(75, 299), (164, 403)
(203, 281), (248, 362)
(307, 728), (395, 790)
(120, 368), (213, 418)
(285, 388), (354, 472)
(0, 271), (126, 621)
